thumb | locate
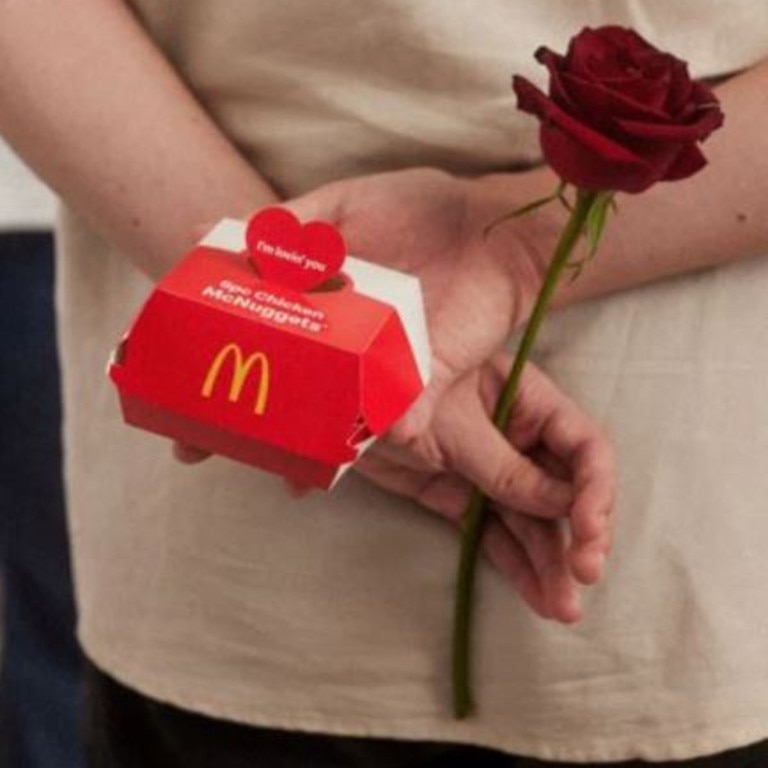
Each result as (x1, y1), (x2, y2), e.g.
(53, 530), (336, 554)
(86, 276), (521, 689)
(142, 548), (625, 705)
(434, 375), (573, 518)
(282, 183), (345, 225)
(387, 357), (464, 449)
(448, 414), (573, 518)
(173, 442), (212, 464)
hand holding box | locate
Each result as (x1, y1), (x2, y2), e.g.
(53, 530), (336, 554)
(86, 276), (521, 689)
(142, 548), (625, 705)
(110, 208), (430, 489)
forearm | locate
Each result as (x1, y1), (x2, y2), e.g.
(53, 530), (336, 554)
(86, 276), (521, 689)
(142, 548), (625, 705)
(478, 59), (768, 310)
(0, 0), (276, 278)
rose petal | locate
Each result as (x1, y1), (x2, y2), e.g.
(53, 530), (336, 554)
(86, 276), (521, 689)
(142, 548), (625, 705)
(535, 47), (580, 112)
(665, 59), (694, 113)
(616, 105), (724, 141)
(514, 76), (646, 166)
(539, 123), (655, 193)
(613, 67), (673, 112)
(597, 56), (678, 111)
(689, 80), (719, 108)
(678, 81), (723, 126)
(661, 144), (707, 181)
(567, 27), (651, 81)
(512, 75), (554, 117)
(567, 27), (683, 112)
(561, 72), (671, 123)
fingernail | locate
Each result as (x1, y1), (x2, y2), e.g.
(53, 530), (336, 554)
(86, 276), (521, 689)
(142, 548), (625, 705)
(566, 591), (582, 622)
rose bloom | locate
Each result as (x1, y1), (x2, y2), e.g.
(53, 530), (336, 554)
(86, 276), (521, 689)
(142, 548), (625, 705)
(513, 26), (724, 193)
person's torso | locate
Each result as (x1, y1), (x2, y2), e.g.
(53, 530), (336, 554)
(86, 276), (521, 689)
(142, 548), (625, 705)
(60, 1), (768, 761)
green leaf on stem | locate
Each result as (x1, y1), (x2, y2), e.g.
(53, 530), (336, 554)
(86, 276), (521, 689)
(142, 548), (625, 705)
(566, 192), (616, 283)
(483, 181), (568, 238)
(556, 183), (574, 213)
(584, 191), (615, 256)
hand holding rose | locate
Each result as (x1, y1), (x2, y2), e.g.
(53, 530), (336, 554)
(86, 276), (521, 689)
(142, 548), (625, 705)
(287, 168), (614, 620)
(450, 24), (725, 717)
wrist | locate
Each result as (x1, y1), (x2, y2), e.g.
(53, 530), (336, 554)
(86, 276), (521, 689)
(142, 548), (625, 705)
(465, 167), (579, 328)
(141, 188), (278, 282)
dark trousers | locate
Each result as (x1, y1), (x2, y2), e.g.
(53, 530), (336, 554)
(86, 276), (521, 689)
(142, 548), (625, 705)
(85, 661), (768, 768)
(0, 233), (85, 767)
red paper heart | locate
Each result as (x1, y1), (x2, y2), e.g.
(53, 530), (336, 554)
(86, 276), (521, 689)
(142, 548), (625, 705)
(245, 207), (346, 292)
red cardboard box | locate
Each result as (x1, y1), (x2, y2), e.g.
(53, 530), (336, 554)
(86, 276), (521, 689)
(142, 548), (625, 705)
(109, 211), (430, 489)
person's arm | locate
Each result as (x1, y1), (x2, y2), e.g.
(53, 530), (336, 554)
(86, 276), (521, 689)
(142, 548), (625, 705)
(0, 0), (615, 617)
(284, 60), (768, 399)
(273, 59), (767, 608)
(0, 0), (276, 278)
(284, 54), (768, 443)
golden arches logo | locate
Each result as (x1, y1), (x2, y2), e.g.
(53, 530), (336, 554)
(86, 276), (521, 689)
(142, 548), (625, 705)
(201, 343), (270, 415)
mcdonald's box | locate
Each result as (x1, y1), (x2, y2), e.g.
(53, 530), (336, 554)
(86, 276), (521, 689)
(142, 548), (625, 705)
(109, 208), (431, 488)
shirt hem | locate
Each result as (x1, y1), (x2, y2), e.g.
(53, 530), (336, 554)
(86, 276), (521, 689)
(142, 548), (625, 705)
(82, 640), (768, 764)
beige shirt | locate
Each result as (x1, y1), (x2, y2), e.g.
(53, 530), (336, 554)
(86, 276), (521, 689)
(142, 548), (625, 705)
(59, 1), (768, 761)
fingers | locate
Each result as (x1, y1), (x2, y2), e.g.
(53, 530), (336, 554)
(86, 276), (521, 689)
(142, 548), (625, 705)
(282, 184), (344, 226)
(483, 359), (616, 584)
(172, 442), (212, 464)
(283, 479), (315, 499)
(481, 518), (554, 620)
(174, 443), (318, 503)
(383, 359), (615, 583)
(428, 376), (574, 519)
(484, 514), (581, 623)
(566, 437), (615, 583)
(380, 421), (574, 519)
(452, 423), (573, 518)
(527, 386), (615, 584)
(355, 453), (582, 623)
(354, 451), (467, 522)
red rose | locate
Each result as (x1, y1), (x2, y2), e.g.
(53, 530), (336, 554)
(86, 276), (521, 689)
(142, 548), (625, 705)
(512, 26), (724, 193)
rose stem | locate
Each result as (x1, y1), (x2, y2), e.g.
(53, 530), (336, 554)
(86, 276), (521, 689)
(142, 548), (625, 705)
(452, 189), (599, 719)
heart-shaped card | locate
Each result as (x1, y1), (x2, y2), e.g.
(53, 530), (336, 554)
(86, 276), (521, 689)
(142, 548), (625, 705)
(245, 207), (346, 292)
